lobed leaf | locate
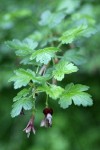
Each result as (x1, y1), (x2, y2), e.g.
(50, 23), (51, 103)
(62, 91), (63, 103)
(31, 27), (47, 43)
(52, 60), (78, 81)
(59, 83), (93, 108)
(61, 49), (86, 65)
(59, 25), (87, 44)
(11, 96), (33, 117)
(9, 69), (35, 89)
(30, 47), (60, 64)
(9, 68), (49, 89)
(57, 0), (80, 14)
(13, 88), (30, 102)
(39, 10), (65, 28)
(6, 38), (38, 56)
(37, 84), (64, 100)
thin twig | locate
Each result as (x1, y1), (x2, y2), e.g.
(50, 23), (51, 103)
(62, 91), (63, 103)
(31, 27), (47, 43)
(52, 58), (59, 85)
(69, 43), (75, 49)
(39, 65), (47, 76)
(52, 78), (57, 85)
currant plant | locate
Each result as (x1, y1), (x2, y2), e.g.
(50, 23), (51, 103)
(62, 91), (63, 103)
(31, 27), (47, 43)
(6, 9), (94, 138)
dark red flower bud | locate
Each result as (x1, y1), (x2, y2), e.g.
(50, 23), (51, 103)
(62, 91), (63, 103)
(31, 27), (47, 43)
(43, 108), (53, 116)
(40, 108), (53, 128)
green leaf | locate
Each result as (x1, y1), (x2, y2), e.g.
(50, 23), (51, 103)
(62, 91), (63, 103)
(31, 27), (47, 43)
(61, 49), (86, 65)
(11, 96), (33, 118)
(59, 83), (93, 108)
(57, 0), (80, 14)
(43, 68), (53, 79)
(39, 10), (51, 26)
(52, 60), (78, 81)
(13, 88), (30, 102)
(9, 68), (50, 89)
(9, 69), (35, 89)
(20, 56), (41, 65)
(30, 47), (60, 64)
(59, 25), (87, 44)
(38, 84), (64, 100)
(6, 38), (38, 56)
(39, 10), (65, 28)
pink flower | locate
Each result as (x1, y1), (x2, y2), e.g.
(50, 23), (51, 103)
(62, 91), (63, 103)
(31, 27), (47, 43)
(23, 115), (35, 138)
(40, 108), (53, 128)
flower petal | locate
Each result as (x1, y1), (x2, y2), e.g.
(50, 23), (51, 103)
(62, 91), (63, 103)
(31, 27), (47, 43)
(32, 127), (36, 134)
(46, 113), (52, 126)
(40, 119), (46, 127)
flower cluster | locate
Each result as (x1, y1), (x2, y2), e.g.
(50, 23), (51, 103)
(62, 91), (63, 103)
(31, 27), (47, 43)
(23, 108), (53, 138)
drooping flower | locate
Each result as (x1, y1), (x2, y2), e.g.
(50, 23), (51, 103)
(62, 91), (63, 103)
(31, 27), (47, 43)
(40, 108), (53, 128)
(23, 115), (35, 138)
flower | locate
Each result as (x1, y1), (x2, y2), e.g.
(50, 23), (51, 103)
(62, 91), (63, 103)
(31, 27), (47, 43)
(40, 108), (53, 128)
(23, 115), (35, 138)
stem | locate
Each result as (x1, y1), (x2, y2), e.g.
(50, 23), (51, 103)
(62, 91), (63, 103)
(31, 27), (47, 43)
(29, 82), (34, 87)
(54, 58), (59, 64)
(57, 42), (62, 48)
(45, 94), (49, 107)
(32, 88), (37, 112)
(69, 43), (75, 49)
(36, 66), (40, 74)
(52, 78), (57, 85)
(52, 58), (59, 85)
(39, 65), (47, 76)
(56, 56), (62, 58)
(31, 98), (36, 115)
(50, 33), (54, 46)
(33, 99), (36, 109)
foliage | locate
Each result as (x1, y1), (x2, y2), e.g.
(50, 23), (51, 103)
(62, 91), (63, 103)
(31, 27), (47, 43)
(59, 25), (87, 44)
(52, 60), (78, 81)
(0, 0), (100, 149)
(11, 94), (33, 118)
(59, 83), (93, 108)
(37, 84), (64, 100)
(7, 27), (94, 117)
(30, 47), (59, 64)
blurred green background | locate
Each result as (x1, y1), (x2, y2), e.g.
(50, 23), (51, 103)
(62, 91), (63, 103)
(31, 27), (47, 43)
(0, 0), (100, 150)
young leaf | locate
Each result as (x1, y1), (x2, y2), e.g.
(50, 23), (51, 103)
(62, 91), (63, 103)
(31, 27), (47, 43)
(37, 84), (64, 100)
(61, 49), (86, 65)
(9, 68), (50, 89)
(59, 83), (93, 108)
(20, 56), (41, 65)
(30, 47), (59, 64)
(59, 25), (87, 44)
(57, 0), (80, 14)
(52, 60), (78, 81)
(9, 69), (35, 89)
(39, 10), (65, 28)
(13, 88), (30, 102)
(11, 96), (33, 118)
(39, 10), (51, 26)
(6, 38), (38, 56)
